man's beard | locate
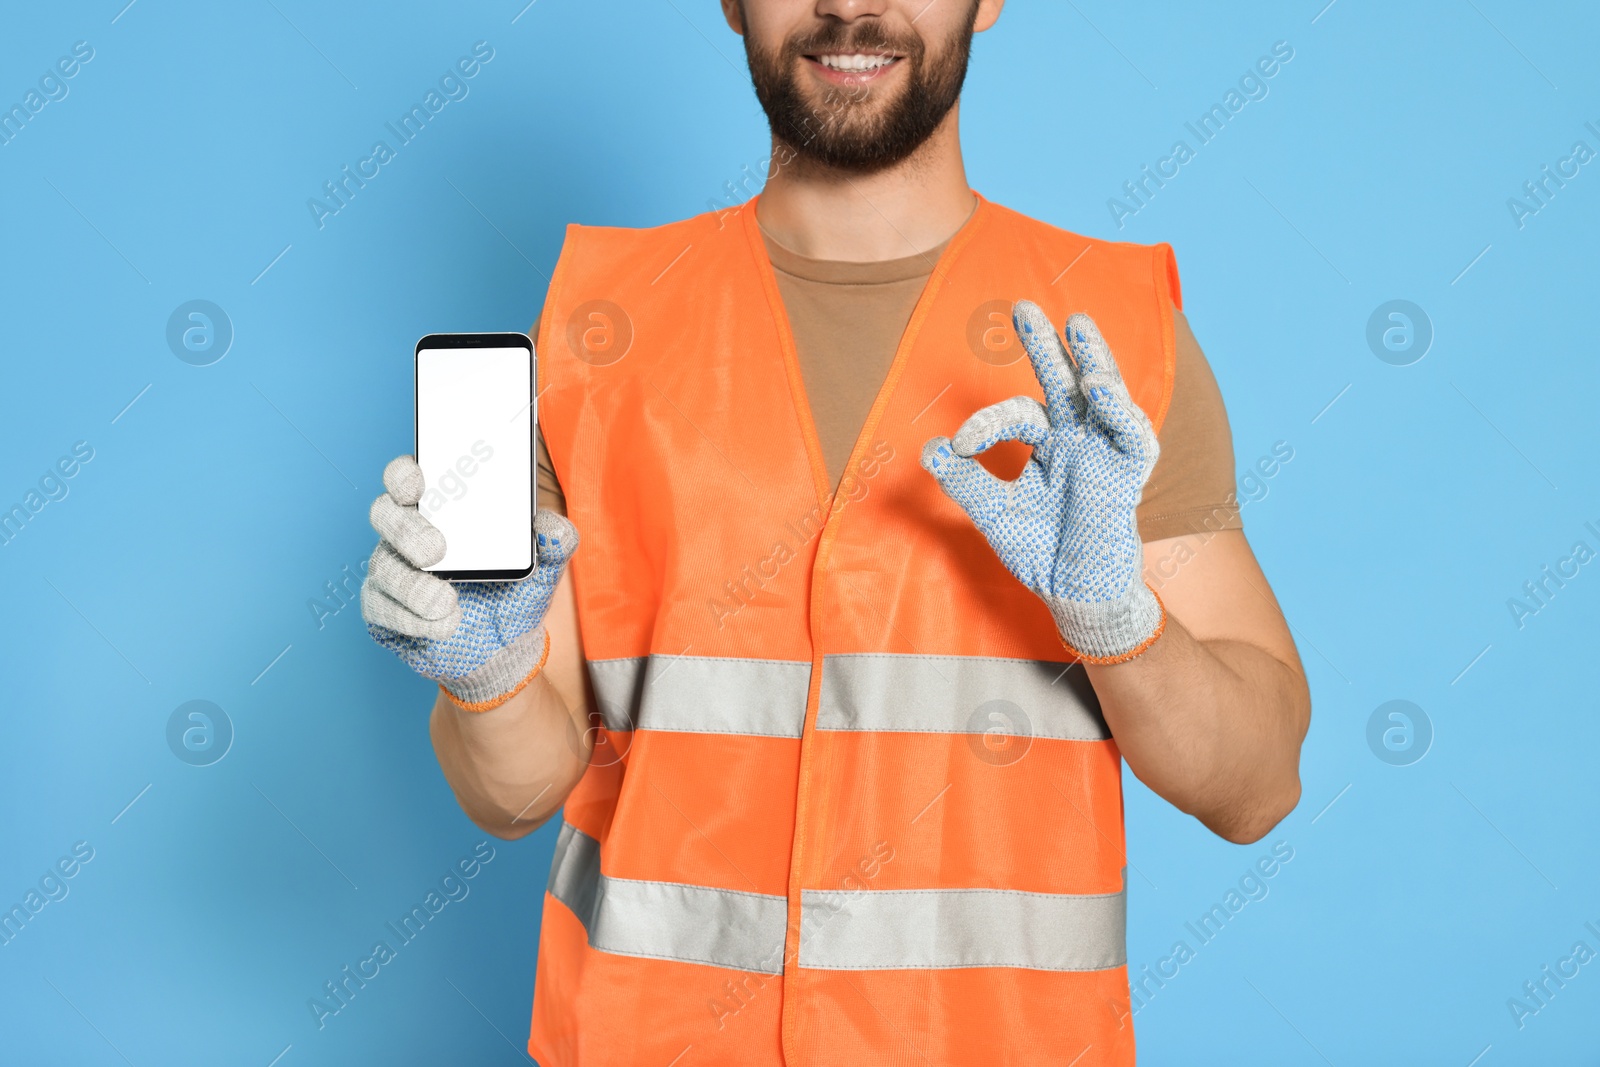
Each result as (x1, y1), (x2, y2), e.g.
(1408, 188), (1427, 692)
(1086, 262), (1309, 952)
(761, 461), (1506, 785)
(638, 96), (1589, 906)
(742, 10), (978, 174)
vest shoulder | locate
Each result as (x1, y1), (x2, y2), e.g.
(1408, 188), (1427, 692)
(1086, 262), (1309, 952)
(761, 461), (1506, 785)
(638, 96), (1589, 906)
(550, 208), (749, 297)
(981, 201), (1169, 262)
(562, 209), (735, 261)
(979, 200), (1180, 308)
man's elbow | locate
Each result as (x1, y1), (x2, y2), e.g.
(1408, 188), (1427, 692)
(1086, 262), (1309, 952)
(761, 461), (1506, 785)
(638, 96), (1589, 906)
(472, 809), (548, 841)
(1212, 675), (1310, 843)
(456, 783), (576, 841)
(1206, 776), (1301, 845)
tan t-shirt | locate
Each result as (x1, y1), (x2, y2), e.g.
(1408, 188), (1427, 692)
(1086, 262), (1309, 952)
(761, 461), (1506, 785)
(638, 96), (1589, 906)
(535, 231), (1242, 541)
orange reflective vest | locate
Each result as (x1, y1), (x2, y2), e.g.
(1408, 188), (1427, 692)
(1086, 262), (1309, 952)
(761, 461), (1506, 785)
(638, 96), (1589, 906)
(533, 193), (1179, 1066)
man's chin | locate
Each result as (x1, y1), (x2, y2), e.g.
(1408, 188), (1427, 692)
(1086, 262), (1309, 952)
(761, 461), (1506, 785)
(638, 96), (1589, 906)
(789, 86), (901, 136)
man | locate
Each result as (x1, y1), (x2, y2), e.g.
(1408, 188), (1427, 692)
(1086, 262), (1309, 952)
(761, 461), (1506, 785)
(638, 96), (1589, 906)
(360, 0), (1310, 1062)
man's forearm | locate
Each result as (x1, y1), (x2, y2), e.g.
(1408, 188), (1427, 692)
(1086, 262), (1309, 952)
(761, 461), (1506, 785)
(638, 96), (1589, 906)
(429, 673), (592, 840)
(1085, 613), (1309, 843)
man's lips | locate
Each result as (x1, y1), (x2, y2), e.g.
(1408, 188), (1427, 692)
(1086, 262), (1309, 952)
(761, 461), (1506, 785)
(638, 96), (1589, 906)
(803, 52), (905, 86)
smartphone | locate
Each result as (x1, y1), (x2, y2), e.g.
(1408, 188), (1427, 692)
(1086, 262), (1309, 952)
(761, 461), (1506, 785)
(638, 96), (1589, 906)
(413, 332), (535, 581)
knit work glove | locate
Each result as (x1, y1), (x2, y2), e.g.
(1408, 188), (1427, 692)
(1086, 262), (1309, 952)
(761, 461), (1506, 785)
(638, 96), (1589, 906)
(361, 455), (579, 711)
(921, 301), (1165, 664)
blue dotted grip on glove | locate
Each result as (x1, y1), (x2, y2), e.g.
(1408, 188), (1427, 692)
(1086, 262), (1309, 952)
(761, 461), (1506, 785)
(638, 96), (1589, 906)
(369, 515), (578, 709)
(920, 300), (1165, 663)
(361, 454), (580, 711)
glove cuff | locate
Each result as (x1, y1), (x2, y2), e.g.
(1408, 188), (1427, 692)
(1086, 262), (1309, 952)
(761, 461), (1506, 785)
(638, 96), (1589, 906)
(1046, 585), (1167, 665)
(440, 626), (552, 713)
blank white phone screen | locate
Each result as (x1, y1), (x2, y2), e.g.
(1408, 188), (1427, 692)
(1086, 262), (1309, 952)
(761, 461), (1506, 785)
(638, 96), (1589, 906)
(415, 346), (533, 575)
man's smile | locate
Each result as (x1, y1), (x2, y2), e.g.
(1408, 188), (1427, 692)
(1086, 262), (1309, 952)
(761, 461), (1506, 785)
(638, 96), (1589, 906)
(804, 50), (905, 86)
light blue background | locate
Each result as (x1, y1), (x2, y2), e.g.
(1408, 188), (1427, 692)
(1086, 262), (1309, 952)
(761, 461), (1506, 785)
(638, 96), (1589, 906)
(2, 1), (1597, 1064)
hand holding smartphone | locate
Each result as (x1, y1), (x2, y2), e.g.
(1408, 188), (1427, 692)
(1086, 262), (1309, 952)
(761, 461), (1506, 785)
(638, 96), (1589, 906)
(413, 332), (535, 581)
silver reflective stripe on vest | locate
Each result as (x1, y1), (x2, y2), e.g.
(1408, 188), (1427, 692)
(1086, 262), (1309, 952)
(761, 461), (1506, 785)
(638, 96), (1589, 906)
(547, 823), (786, 974)
(586, 655), (810, 736)
(817, 654), (1109, 741)
(548, 821), (602, 927)
(798, 879), (1127, 972)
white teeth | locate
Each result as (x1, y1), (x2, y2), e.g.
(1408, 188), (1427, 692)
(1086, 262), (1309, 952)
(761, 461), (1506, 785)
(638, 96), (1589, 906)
(817, 53), (896, 72)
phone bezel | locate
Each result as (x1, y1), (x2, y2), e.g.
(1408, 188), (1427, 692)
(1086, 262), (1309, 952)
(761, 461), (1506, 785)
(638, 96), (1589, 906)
(413, 331), (536, 582)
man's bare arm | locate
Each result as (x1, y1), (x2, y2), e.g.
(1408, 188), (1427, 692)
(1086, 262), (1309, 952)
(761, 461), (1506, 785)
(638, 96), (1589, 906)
(429, 566), (595, 840)
(360, 451), (594, 841)
(920, 301), (1308, 844)
(1086, 530), (1309, 843)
